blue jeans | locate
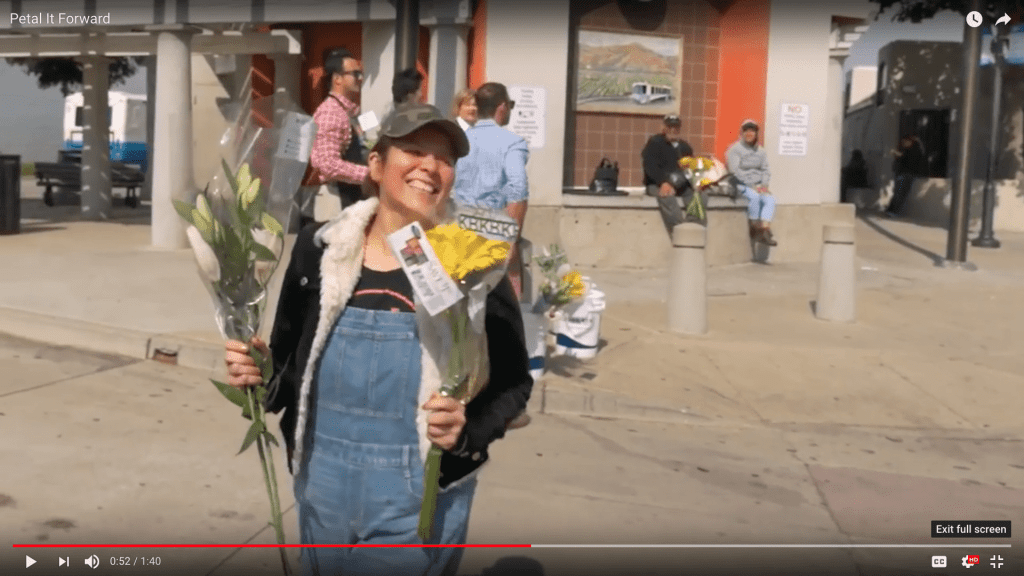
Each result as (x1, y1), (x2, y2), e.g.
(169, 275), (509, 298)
(293, 306), (477, 576)
(740, 185), (775, 222)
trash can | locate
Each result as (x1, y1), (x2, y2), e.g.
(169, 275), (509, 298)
(554, 279), (607, 359)
(0, 155), (20, 235)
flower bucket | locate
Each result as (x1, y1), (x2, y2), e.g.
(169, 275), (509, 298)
(554, 281), (606, 359)
(520, 304), (546, 381)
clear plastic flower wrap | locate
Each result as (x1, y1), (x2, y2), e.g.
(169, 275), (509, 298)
(172, 88), (315, 575)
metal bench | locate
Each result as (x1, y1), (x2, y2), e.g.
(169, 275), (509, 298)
(35, 161), (146, 208)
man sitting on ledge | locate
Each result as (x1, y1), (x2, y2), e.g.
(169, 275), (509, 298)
(642, 114), (693, 234)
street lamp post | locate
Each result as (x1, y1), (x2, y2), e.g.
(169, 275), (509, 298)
(394, 0), (420, 74)
(941, 0), (983, 269)
(972, 28), (1006, 249)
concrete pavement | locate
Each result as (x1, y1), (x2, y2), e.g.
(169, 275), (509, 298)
(1, 182), (1022, 574)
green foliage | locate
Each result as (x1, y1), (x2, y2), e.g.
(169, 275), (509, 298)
(172, 200), (196, 226)
(5, 56), (146, 96)
(262, 213), (285, 237)
(870, 0), (1024, 21)
(211, 379), (253, 420)
(238, 419), (265, 455)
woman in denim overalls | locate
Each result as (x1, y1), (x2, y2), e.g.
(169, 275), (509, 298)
(224, 104), (533, 576)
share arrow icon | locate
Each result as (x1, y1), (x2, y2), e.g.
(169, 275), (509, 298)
(996, 13), (1011, 26)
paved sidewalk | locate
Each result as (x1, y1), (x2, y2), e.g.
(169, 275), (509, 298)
(2, 188), (1023, 574)
(3, 185), (1024, 423)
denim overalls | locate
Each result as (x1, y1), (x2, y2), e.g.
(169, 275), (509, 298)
(293, 306), (477, 576)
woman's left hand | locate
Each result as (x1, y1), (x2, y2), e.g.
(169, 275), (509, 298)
(423, 393), (467, 451)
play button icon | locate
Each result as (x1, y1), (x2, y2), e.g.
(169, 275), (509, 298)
(26, 556), (37, 568)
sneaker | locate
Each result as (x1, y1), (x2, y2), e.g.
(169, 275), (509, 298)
(506, 411), (532, 430)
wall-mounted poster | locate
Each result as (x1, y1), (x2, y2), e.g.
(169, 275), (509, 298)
(575, 29), (682, 115)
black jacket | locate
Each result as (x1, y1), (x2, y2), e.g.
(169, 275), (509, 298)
(264, 222), (533, 488)
(642, 133), (694, 188)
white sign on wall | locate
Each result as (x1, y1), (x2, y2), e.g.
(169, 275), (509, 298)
(778, 102), (809, 156)
(508, 85), (546, 149)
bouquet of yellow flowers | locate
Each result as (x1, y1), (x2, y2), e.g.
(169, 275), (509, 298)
(677, 156), (729, 222)
(415, 222), (511, 540)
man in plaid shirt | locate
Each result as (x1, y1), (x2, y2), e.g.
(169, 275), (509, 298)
(303, 48), (369, 226)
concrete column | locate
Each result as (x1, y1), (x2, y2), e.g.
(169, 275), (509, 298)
(667, 223), (708, 335)
(427, 23), (469, 111)
(271, 53), (302, 116)
(80, 55), (112, 220)
(143, 55), (156, 202)
(151, 28), (198, 249)
(824, 54), (847, 203)
(815, 223), (856, 322)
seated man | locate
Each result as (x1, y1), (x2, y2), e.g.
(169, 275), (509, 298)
(642, 114), (693, 234)
(726, 119), (777, 246)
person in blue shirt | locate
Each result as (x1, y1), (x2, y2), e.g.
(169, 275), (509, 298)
(452, 82), (530, 299)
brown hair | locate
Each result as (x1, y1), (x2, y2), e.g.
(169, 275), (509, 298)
(360, 135), (395, 199)
(449, 88), (476, 119)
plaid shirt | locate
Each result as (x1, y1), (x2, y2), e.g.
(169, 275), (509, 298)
(309, 93), (369, 185)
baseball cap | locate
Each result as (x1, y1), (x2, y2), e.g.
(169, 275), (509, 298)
(379, 103), (470, 158)
(663, 114), (682, 127)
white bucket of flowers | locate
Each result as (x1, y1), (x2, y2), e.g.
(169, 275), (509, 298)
(554, 279), (605, 359)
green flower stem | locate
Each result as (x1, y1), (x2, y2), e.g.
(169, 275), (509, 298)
(418, 445), (444, 541)
(244, 352), (290, 576)
(418, 309), (466, 541)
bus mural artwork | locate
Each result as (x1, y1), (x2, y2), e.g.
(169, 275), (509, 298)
(62, 91), (149, 172)
(575, 30), (681, 115)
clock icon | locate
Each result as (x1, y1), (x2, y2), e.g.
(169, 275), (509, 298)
(967, 11), (983, 28)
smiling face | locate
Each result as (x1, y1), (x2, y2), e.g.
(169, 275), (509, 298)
(458, 97), (478, 124)
(368, 126), (456, 228)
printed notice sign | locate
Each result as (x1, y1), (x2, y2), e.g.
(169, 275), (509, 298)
(780, 102), (810, 127)
(276, 111), (317, 162)
(508, 85), (546, 149)
(778, 102), (809, 156)
(387, 223), (463, 316)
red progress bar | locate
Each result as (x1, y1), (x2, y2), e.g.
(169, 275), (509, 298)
(13, 544), (531, 548)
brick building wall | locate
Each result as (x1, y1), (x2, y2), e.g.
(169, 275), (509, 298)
(568, 0), (723, 188)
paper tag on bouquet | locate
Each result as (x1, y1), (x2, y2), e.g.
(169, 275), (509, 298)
(454, 206), (520, 244)
(387, 222), (464, 316)
(358, 111), (380, 133)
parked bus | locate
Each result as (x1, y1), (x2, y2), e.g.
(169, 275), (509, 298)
(62, 91), (148, 172)
(630, 82), (672, 105)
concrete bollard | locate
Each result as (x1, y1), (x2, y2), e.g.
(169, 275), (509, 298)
(668, 222), (707, 334)
(816, 223), (856, 322)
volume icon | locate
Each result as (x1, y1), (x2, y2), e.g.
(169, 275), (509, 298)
(84, 555), (100, 569)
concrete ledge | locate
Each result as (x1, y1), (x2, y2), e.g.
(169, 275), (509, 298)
(0, 306), (151, 360)
(0, 306), (223, 371)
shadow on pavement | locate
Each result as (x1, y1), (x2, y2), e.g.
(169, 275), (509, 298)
(476, 556), (546, 576)
(19, 197), (152, 227)
(857, 211), (944, 266)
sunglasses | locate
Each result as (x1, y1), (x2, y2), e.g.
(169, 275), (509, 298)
(341, 70), (364, 79)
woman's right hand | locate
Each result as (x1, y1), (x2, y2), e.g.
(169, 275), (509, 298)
(224, 337), (270, 389)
